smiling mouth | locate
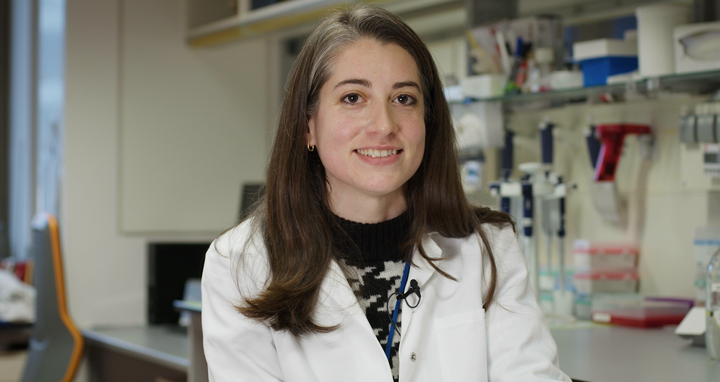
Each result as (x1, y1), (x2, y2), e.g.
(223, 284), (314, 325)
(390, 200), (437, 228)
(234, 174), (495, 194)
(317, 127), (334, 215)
(355, 149), (402, 158)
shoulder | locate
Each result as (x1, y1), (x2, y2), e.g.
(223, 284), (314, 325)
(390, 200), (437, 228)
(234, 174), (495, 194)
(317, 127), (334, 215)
(429, 222), (515, 255)
(479, 222), (517, 254)
(213, 218), (258, 257)
(204, 217), (270, 299)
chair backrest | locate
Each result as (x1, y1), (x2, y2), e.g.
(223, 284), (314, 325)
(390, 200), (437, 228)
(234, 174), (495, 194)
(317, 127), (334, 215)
(21, 213), (83, 382)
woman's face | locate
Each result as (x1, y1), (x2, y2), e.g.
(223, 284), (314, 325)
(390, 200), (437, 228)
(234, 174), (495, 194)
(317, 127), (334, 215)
(307, 39), (425, 219)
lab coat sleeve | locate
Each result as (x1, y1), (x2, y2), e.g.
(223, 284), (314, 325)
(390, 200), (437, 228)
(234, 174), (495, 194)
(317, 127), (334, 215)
(484, 225), (571, 382)
(201, 224), (284, 382)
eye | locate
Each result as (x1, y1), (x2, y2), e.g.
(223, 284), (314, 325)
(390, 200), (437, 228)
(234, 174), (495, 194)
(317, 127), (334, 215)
(342, 93), (363, 104)
(395, 94), (417, 105)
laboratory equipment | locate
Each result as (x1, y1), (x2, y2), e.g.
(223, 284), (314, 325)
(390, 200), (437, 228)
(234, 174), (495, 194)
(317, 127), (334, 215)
(500, 130), (515, 214)
(591, 294), (692, 328)
(586, 123), (652, 222)
(491, 120), (576, 307)
(573, 241), (638, 272)
(592, 123), (652, 182)
(553, 183), (573, 316)
(694, 227), (720, 303)
(707, 246), (720, 359)
(679, 106), (698, 143)
(695, 103), (718, 143)
(574, 271), (639, 294)
(573, 38), (638, 86)
(704, 144), (720, 177)
(521, 177), (538, 295)
(674, 21), (720, 74)
(573, 241), (639, 294)
(636, 3), (691, 77)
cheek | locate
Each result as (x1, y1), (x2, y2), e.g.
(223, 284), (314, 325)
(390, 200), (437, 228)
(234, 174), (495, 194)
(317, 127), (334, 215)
(317, 114), (360, 147)
(406, 117), (426, 150)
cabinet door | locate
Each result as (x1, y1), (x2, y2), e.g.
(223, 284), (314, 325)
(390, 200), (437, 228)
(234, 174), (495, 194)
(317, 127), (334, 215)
(119, 0), (269, 235)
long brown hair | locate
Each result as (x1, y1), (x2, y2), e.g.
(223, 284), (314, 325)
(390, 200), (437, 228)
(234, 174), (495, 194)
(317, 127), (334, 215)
(235, 5), (514, 337)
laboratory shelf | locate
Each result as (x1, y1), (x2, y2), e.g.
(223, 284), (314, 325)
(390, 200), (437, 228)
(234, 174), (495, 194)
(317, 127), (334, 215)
(453, 68), (720, 107)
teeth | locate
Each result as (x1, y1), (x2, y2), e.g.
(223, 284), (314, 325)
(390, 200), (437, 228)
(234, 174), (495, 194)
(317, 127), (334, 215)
(356, 149), (398, 158)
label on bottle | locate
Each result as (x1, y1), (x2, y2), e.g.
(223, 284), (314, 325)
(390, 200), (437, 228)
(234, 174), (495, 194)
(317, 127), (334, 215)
(712, 283), (720, 293)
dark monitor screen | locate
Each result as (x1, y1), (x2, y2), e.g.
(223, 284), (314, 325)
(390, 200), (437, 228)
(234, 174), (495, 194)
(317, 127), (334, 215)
(239, 183), (265, 221)
(147, 242), (208, 325)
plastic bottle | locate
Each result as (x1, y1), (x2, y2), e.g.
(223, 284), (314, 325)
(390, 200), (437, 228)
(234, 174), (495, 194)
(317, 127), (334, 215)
(707, 247), (720, 359)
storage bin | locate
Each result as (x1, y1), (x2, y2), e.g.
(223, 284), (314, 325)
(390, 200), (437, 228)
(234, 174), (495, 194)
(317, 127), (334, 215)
(579, 57), (638, 86)
(574, 271), (638, 293)
(591, 295), (693, 328)
(573, 242), (638, 272)
(573, 39), (638, 86)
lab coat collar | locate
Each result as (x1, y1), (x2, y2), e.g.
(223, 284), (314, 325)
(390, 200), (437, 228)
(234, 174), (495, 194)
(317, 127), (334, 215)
(317, 259), (375, 335)
(408, 233), (443, 288)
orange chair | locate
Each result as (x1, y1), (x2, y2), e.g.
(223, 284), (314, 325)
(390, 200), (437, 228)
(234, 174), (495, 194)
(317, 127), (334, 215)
(21, 213), (83, 382)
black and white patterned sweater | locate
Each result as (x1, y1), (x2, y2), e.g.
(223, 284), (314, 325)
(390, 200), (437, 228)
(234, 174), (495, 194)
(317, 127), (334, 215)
(333, 212), (410, 382)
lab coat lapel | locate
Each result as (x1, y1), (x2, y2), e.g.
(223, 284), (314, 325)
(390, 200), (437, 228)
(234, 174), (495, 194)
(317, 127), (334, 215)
(400, 235), (442, 343)
(317, 260), (375, 336)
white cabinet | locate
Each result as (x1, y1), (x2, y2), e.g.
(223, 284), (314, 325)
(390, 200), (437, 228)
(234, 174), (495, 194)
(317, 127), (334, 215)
(118, 0), (268, 235)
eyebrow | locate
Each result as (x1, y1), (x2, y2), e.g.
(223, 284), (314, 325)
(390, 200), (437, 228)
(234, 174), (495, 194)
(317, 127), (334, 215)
(393, 81), (421, 91)
(334, 78), (370, 89)
(333, 79), (421, 91)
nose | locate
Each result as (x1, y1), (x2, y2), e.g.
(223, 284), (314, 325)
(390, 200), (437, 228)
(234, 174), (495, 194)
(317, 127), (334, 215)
(366, 102), (398, 136)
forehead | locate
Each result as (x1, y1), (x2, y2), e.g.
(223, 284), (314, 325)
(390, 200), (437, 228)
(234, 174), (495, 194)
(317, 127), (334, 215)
(327, 39), (421, 86)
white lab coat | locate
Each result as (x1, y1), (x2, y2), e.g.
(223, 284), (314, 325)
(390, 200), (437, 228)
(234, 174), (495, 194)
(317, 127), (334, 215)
(201, 219), (572, 382)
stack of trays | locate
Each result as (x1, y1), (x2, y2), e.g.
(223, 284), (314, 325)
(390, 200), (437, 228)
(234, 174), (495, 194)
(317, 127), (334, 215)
(572, 240), (639, 320)
(573, 240), (639, 293)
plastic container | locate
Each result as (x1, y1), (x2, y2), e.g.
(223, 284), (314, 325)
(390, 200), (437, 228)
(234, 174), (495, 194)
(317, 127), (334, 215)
(573, 241), (639, 272)
(579, 57), (638, 86)
(591, 295), (693, 328)
(573, 39), (638, 86)
(707, 246), (720, 359)
(574, 271), (638, 293)
(549, 70), (583, 90)
(636, 4), (691, 77)
(460, 74), (506, 98)
(574, 293), (592, 320)
(674, 21), (720, 75)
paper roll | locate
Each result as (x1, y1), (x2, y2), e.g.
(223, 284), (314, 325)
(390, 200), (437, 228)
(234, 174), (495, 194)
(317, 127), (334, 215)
(636, 4), (691, 77)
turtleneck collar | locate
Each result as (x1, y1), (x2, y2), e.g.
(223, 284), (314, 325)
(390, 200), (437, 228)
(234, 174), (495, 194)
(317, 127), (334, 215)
(333, 210), (411, 264)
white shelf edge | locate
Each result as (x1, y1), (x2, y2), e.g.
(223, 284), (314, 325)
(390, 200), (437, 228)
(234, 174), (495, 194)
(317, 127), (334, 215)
(186, 0), (343, 39)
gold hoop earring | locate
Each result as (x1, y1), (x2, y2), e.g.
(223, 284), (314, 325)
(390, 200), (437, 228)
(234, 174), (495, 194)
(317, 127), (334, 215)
(307, 144), (315, 152)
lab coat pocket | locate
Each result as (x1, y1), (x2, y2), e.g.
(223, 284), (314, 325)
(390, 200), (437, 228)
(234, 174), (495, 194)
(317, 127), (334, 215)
(434, 310), (487, 382)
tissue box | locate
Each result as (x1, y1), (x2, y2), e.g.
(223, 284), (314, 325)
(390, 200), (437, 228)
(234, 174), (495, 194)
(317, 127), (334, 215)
(674, 21), (720, 74)
(574, 39), (638, 86)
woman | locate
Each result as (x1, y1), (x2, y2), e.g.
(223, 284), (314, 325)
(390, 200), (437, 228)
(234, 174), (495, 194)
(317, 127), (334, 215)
(202, 5), (571, 382)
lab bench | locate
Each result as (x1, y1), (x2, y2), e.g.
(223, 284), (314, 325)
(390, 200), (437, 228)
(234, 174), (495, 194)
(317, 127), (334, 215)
(554, 324), (720, 382)
(83, 326), (189, 382)
(82, 319), (720, 382)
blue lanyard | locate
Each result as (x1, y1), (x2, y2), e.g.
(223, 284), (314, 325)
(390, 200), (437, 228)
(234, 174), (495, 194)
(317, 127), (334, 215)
(385, 261), (411, 360)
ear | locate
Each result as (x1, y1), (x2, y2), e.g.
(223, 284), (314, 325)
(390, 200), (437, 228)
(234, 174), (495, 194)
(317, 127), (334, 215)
(306, 115), (317, 147)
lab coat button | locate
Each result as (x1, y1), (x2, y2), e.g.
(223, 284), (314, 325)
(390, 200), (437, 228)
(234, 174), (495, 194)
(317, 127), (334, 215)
(410, 352), (417, 361)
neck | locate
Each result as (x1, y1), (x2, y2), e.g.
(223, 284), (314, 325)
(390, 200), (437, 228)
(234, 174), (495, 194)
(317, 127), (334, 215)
(329, 189), (407, 224)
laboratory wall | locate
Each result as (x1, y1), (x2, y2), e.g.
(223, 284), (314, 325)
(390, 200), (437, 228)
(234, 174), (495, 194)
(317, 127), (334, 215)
(58, 0), (718, 331)
(118, 1), (269, 235)
(501, 96), (720, 298)
(63, 0), (271, 327)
